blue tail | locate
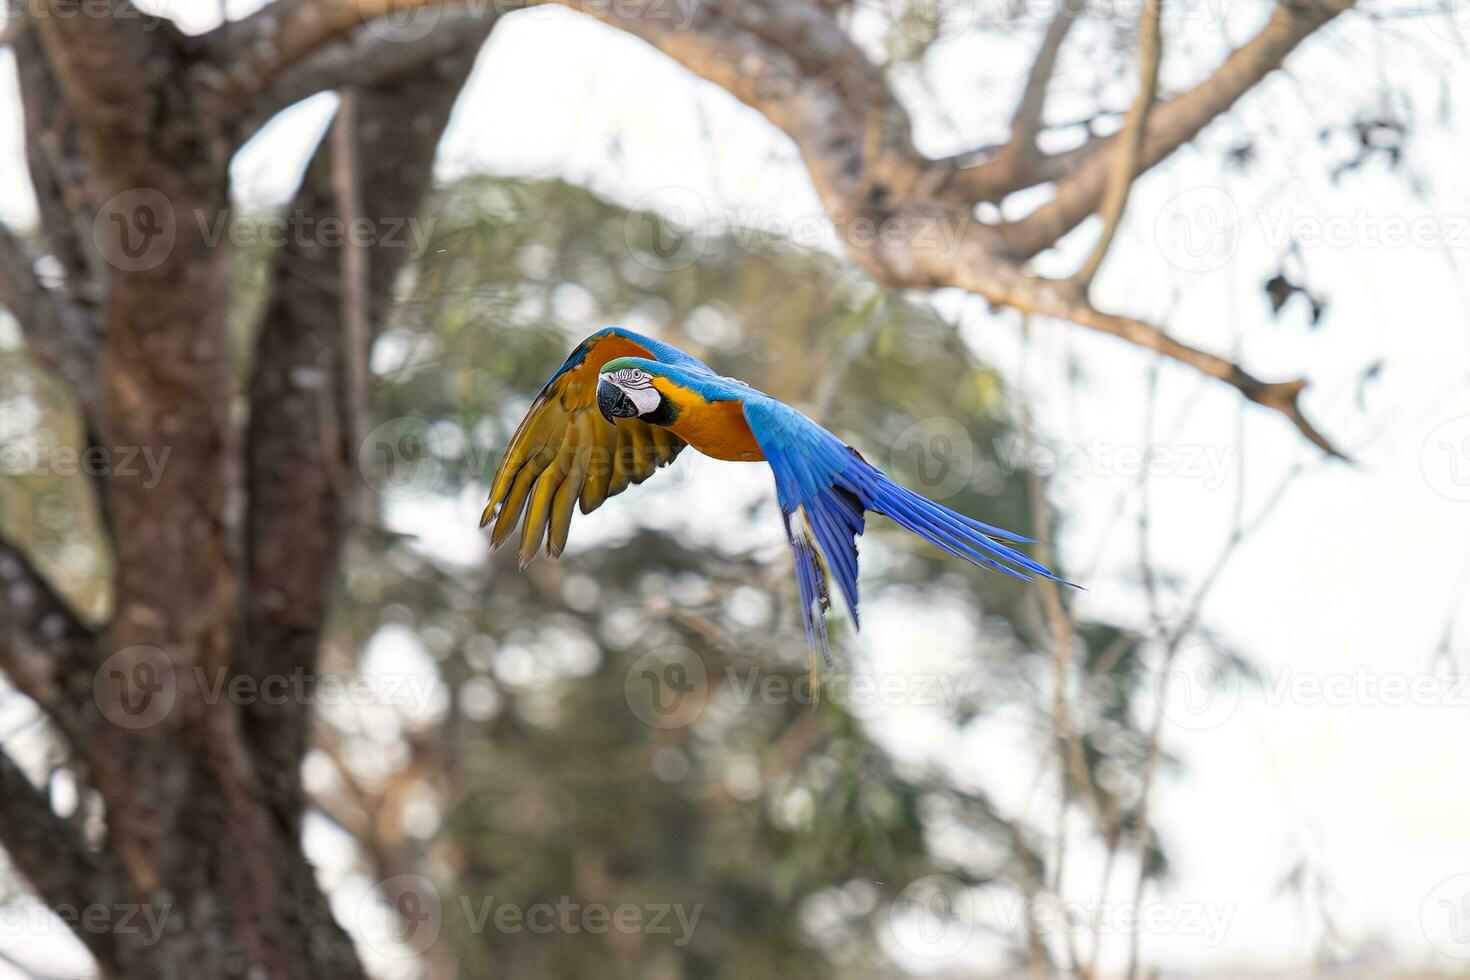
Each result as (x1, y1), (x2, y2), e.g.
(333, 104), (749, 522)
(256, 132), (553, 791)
(838, 461), (1064, 584)
(741, 395), (1073, 670)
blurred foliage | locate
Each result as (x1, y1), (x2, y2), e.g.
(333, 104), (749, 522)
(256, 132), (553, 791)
(0, 342), (111, 625)
(327, 176), (1153, 978)
(1, 176), (1160, 978)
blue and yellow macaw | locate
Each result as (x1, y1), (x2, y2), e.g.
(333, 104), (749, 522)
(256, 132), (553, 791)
(482, 328), (1066, 667)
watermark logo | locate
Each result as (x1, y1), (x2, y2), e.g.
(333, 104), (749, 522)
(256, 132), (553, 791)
(1423, 873), (1470, 957)
(92, 660), (442, 730)
(889, 417), (975, 501)
(359, 874), (443, 958)
(886, 874), (975, 960)
(93, 189), (176, 273)
(360, 0), (444, 43)
(624, 187), (708, 272)
(888, 0), (975, 44)
(358, 417), (446, 501)
(93, 646), (176, 730)
(1422, 416), (1470, 502)
(92, 190), (436, 271)
(624, 645), (708, 729)
(623, 654), (977, 729)
(1153, 186), (1239, 273)
(987, 894), (1235, 946)
(1158, 644), (1241, 731)
(725, 209), (971, 260)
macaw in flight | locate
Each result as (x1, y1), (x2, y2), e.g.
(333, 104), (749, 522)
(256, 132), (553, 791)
(482, 328), (1068, 671)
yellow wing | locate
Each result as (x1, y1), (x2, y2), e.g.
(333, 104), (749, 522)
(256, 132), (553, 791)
(481, 330), (685, 566)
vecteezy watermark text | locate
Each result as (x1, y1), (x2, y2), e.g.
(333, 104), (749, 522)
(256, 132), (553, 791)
(92, 188), (437, 273)
(0, 898), (171, 947)
(93, 647), (441, 729)
(623, 646), (977, 729)
(994, 436), (1236, 489)
(355, 875), (702, 958)
(459, 895), (701, 946)
(0, 443), (171, 488)
(885, 874), (1236, 960)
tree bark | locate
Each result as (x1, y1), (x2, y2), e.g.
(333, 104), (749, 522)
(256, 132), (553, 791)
(0, 6), (493, 977)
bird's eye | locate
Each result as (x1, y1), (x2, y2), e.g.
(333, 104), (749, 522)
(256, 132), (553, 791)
(610, 368), (652, 388)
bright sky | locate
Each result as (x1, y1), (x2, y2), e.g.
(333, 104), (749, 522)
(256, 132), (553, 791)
(4, 1), (1470, 977)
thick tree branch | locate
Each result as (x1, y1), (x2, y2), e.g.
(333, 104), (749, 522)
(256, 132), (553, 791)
(241, 16), (492, 828)
(0, 747), (123, 973)
(201, 0), (1346, 455)
(875, 219), (1343, 455)
(202, 0), (1348, 456)
(0, 536), (97, 741)
(229, 8), (492, 145)
(551, 0), (1346, 454)
(0, 538), (130, 972)
(28, 1), (165, 147)
(13, 29), (105, 312)
(0, 225), (99, 415)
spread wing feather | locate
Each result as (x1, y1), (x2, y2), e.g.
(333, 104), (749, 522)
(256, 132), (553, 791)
(482, 329), (698, 566)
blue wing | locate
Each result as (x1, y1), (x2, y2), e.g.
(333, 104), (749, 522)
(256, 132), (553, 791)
(742, 394), (1066, 665)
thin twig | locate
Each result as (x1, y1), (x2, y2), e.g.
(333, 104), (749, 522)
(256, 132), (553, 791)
(1074, 0), (1164, 291)
(1124, 460), (1313, 979)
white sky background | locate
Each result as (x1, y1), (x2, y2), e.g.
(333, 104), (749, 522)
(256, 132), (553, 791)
(4, 0), (1470, 976)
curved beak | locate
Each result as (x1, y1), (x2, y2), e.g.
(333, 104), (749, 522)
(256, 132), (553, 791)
(597, 377), (639, 422)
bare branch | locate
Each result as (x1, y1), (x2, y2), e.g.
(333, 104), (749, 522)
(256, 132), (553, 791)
(0, 224), (99, 413)
(0, 536), (97, 741)
(0, 538), (120, 967)
(204, 0), (1348, 457)
(1000, 0), (1354, 258)
(0, 748), (122, 972)
(948, 6), (1080, 201)
(1012, 8), (1081, 152)
(1024, 458), (1101, 824)
(1072, 0), (1163, 289)
(1019, 285), (1344, 457)
(230, 8), (493, 145)
(13, 29), (105, 312)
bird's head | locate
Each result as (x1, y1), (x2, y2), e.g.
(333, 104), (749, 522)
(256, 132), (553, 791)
(597, 358), (667, 423)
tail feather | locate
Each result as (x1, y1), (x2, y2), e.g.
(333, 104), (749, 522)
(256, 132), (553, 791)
(842, 465), (1068, 585)
(784, 509), (833, 667)
(803, 489), (864, 625)
(741, 394), (1073, 677)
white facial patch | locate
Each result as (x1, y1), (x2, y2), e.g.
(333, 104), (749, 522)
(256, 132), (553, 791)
(606, 368), (661, 416)
(624, 385), (661, 415)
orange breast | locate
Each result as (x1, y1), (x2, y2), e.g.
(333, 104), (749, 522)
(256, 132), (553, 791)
(657, 382), (765, 462)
